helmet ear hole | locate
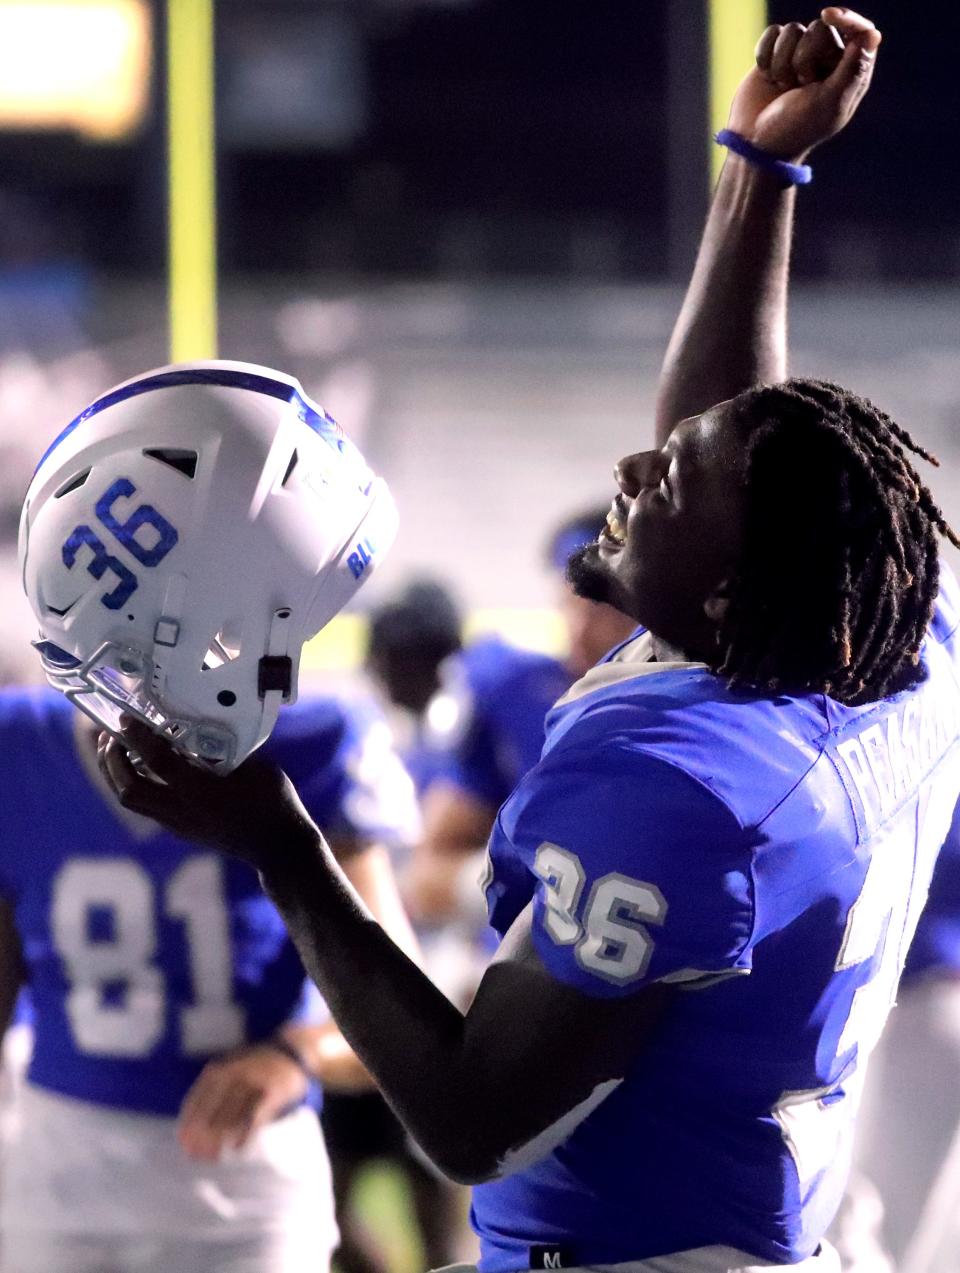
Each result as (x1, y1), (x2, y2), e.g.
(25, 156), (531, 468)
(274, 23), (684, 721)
(143, 448), (198, 479)
(281, 450), (298, 487)
(54, 469), (91, 498)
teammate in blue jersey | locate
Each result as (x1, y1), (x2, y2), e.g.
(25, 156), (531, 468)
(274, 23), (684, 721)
(323, 579), (472, 1273)
(0, 687), (418, 1273)
(406, 512), (635, 928)
(97, 11), (960, 1273)
(427, 508), (636, 807)
(365, 577), (466, 800)
(423, 632), (572, 811)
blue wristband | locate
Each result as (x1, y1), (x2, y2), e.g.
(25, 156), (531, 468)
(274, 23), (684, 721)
(715, 129), (812, 186)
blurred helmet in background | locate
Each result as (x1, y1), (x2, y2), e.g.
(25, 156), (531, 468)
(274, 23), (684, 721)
(366, 577), (463, 716)
(19, 360), (397, 771)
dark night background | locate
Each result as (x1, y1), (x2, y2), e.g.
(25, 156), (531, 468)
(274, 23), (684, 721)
(0, 0), (954, 282)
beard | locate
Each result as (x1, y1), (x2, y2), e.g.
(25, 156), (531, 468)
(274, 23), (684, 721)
(566, 542), (621, 607)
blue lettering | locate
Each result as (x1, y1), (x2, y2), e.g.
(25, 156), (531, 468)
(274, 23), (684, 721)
(347, 538), (377, 581)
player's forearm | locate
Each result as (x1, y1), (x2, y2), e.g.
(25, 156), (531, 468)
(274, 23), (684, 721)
(654, 154), (795, 445)
(260, 831), (498, 1181)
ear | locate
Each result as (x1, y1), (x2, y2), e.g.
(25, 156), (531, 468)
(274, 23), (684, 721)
(703, 579), (733, 626)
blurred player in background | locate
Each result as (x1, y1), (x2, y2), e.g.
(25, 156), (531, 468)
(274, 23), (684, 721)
(366, 577), (465, 800)
(98, 13), (956, 1273)
(325, 552), (632, 1272)
(320, 580), (470, 1273)
(404, 507), (636, 929)
(0, 686), (418, 1273)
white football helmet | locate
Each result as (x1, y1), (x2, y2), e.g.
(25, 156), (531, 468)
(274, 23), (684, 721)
(19, 360), (398, 771)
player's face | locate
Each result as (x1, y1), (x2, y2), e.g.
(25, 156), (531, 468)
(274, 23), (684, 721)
(568, 403), (745, 658)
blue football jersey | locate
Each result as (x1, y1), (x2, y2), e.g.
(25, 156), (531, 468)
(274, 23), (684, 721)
(0, 688), (416, 1116)
(903, 798), (960, 980)
(398, 724), (456, 798)
(472, 569), (960, 1270)
(425, 636), (573, 809)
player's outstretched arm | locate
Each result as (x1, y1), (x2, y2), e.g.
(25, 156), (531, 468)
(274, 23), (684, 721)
(100, 721), (671, 1183)
(654, 8), (881, 445)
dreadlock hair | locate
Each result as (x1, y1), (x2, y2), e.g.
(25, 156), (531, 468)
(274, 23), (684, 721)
(715, 378), (960, 706)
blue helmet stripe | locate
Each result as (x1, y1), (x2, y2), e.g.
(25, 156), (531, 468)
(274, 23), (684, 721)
(34, 366), (342, 474)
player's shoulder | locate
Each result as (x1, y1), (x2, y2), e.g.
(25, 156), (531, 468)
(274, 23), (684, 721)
(458, 634), (570, 699)
(542, 662), (828, 828)
(265, 692), (374, 762)
(0, 688), (76, 823)
(0, 684), (71, 740)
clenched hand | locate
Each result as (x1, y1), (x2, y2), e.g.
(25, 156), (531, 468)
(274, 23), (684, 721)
(727, 7), (881, 161)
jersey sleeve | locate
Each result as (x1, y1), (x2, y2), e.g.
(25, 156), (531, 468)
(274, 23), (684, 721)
(0, 769), (14, 899)
(0, 696), (41, 900)
(424, 671), (509, 810)
(498, 741), (755, 999)
(433, 709), (510, 809)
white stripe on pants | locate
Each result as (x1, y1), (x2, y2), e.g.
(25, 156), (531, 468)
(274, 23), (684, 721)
(432, 1239), (841, 1273)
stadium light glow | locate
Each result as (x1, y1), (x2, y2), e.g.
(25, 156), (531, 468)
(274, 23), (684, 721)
(0, 1), (150, 141)
(167, 0), (217, 361)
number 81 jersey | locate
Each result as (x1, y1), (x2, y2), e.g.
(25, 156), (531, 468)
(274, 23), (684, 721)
(0, 687), (416, 1116)
(473, 569), (960, 1271)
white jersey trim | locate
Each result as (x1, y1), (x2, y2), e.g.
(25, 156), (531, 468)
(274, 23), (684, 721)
(556, 632), (706, 708)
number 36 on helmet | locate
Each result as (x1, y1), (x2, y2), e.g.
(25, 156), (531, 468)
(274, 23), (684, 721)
(18, 360), (398, 772)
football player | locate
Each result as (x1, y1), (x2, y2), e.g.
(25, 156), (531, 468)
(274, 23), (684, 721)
(7, 363), (419, 1272)
(678, 19), (960, 1270)
(99, 12), (960, 1273)
(0, 687), (419, 1273)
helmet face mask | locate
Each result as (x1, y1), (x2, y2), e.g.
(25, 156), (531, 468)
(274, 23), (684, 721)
(36, 638), (238, 768)
(20, 360), (398, 772)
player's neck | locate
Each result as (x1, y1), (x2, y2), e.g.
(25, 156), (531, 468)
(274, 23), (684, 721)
(649, 634), (688, 664)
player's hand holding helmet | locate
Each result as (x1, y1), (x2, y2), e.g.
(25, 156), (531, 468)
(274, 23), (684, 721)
(19, 361), (397, 772)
